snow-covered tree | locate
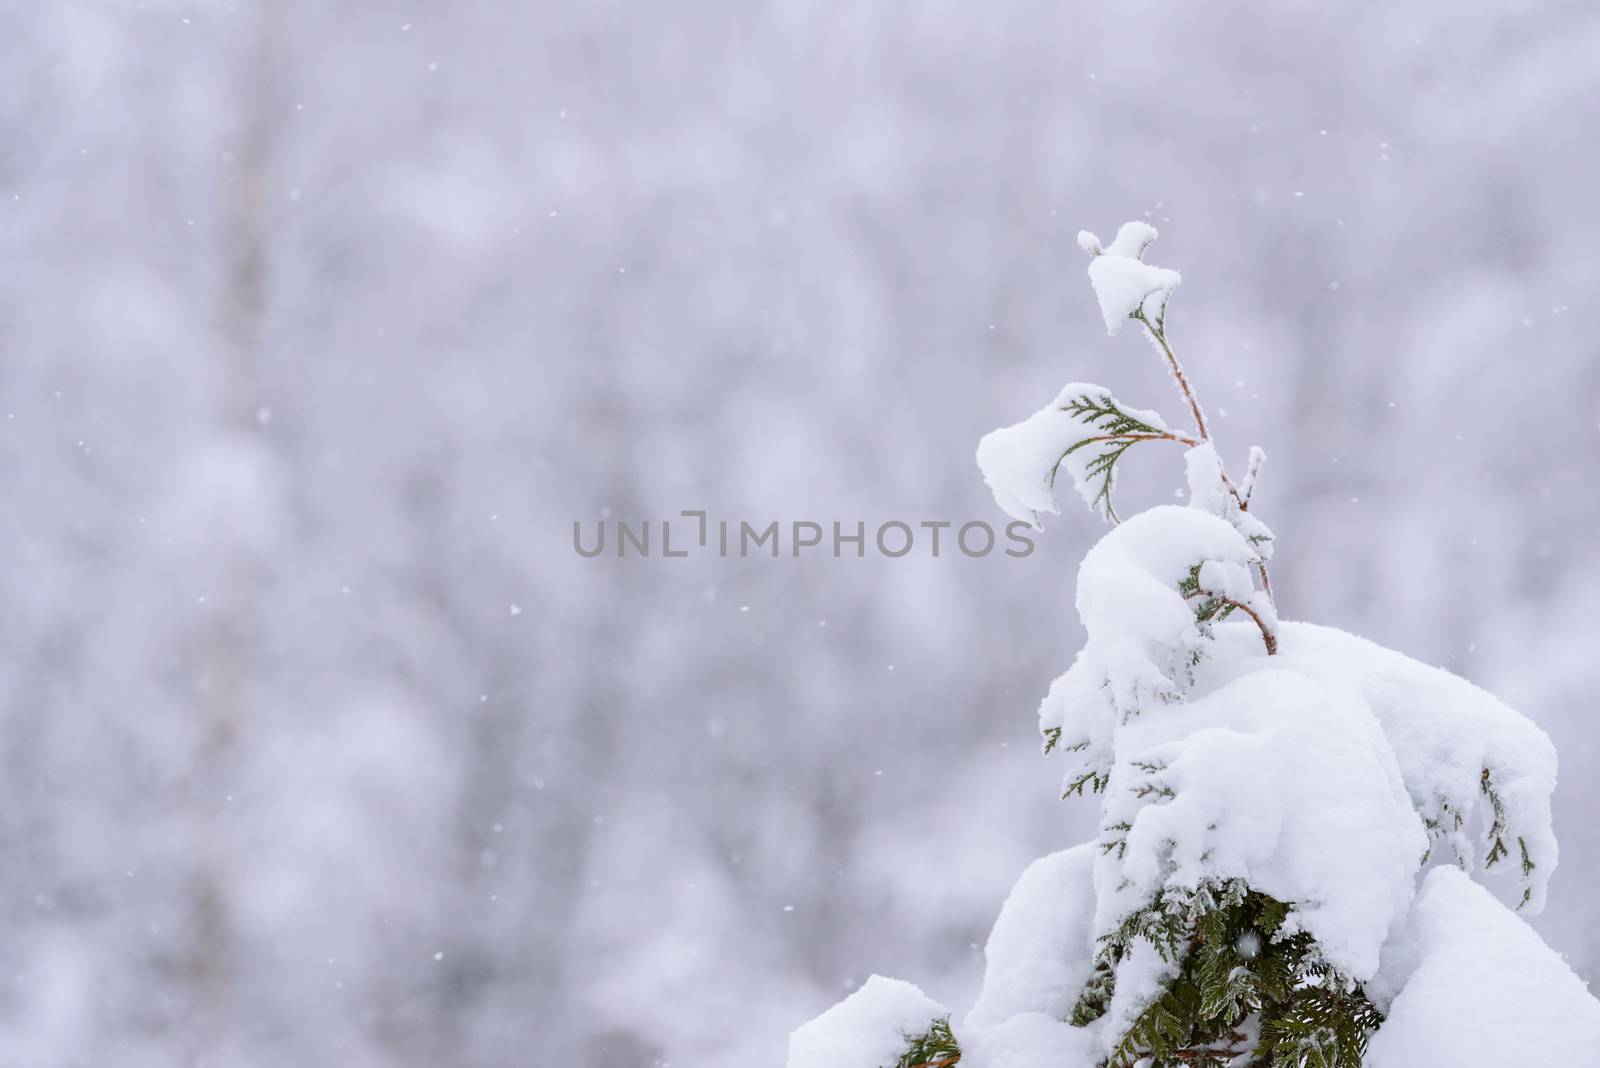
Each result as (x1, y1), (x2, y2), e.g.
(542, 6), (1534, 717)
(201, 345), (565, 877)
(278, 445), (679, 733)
(787, 223), (1600, 1068)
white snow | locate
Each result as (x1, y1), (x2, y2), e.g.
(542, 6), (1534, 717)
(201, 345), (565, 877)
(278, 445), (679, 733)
(1365, 866), (1600, 1067)
(1087, 257), (1181, 335)
(1066, 505), (1265, 720)
(1038, 506), (1270, 801)
(1201, 621), (1558, 912)
(956, 1013), (1095, 1068)
(1080, 222), (1180, 335)
(974, 402), (1081, 527)
(1095, 666), (1426, 980)
(976, 384), (1169, 527)
(1088, 937), (1177, 1062)
(1080, 220), (1159, 260)
(1183, 441), (1275, 559)
(796, 215), (1591, 1068)
(1181, 443), (1230, 516)
(967, 845), (1097, 1028)
(787, 975), (947, 1068)
(1036, 652), (1117, 785)
(962, 844), (1124, 1068)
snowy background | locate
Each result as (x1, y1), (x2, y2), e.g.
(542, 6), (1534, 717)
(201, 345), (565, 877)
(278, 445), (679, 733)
(3, 3), (1599, 1066)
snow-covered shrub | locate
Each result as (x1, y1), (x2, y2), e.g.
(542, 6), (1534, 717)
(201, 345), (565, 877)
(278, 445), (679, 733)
(787, 222), (1600, 1067)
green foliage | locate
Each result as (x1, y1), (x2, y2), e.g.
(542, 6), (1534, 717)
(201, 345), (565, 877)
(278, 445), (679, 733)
(895, 1016), (960, 1068)
(1064, 768), (1111, 798)
(1480, 767), (1536, 907)
(1256, 981), (1382, 1068)
(1070, 958), (1120, 1028)
(1045, 728), (1107, 799)
(1179, 562), (1241, 628)
(1482, 767), (1510, 869)
(1421, 795), (1464, 857)
(1051, 389), (1172, 522)
(1070, 881), (1382, 1068)
(1097, 820), (1133, 860)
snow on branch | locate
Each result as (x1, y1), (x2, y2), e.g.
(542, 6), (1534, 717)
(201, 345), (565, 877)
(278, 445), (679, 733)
(1095, 667), (1425, 983)
(1204, 621), (1559, 913)
(977, 384), (1194, 526)
(787, 976), (952, 1068)
(791, 218), (1588, 1068)
(1364, 867), (1600, 1066)
(1078, 221), (1181, 336)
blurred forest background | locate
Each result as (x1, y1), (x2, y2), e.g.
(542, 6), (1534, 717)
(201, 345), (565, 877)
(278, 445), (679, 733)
(3, 2), (1599, 1065)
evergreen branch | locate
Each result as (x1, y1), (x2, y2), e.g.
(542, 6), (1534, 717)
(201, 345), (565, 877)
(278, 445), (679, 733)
(1048, 390), (1193, 522)
(1240, 445), (1267, 505)
(1181, 568), (1278, 656)
(1481, 768), (1539, 908)
(1077, 431), (1200, 447)
(896, 1017), (961, 1068)
(1218, 597), (1278, 656)
(1059, 392), (1169, 438)
(1421, 796), (1467, 863)
(1064, 768), (1110, 798)
(1130, 305), (1277, 607)
(1482, 767), (1510, 869)
(1077, 881), (1379, 1068)
(1519, 838), (1535, 908)
(1099, 820), (1133, 858)
(1132, 308), (1210, 445)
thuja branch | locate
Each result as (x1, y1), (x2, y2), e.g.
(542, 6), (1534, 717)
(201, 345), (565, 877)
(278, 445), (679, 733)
(897, 1019), (962, 1068)
(1131, 306), (1247, 511)
(1221, 597), (1278, 656)
(1134, 307), (1211, 444)
(1077, 431), (1203, 448)
(1184, 586), (1278, 657)
(1132, 306), (1276, 611)
(1240, 446), (1266, 505)
(1048, 389), (1207, 523)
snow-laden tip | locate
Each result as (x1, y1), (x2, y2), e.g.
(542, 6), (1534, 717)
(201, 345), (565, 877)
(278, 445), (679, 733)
(1103, 221), (1160, 259)
(1082, 220), (1179, 335)
(1185, 441), (1275, 559)
(975, 404), (1075, 528)
(787, 976), (946, 1068)
(1365, 867), (1600, 1067)
(1088, 258), (1181, 336)
(968, 845), (1098, 1029)
(976, 383), (1168, 527)
(1201, 621), (1559, 913)
(1095, 666), (1426, 981)
(1073, 505), (1265, 712)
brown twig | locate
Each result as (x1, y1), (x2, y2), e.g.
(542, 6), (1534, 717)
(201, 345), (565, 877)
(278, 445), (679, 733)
(1255, 561), (1274, 602)
(1132, 308), (1278, 625)
(1134, 1029), (1252, 1065)
(1079, 430), (1203, 448)
(1136, 308), (1211, 443)
(1184, 589), (1278, 657)
(1221, 597), (1278, 656)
